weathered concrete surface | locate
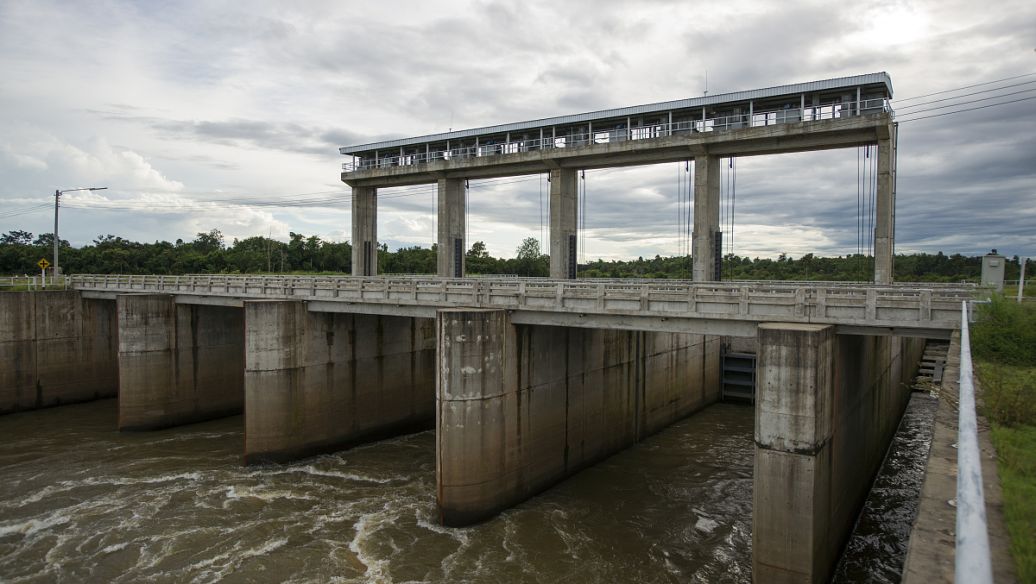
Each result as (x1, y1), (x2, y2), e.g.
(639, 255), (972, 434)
(548, 169), (578, 279)
(436, 308), (720, 526)
(117, 294), (244, 431)
(753, 323), (924, 583)
(901, 331), (1017, 584)
(436, 178), (465, 278)
(244, 302), (435, 464)
(351, 186), (378, 276)
(0, 291), (117, 414)
(692, 155), (720, 282)
(873, 128), (896, 284)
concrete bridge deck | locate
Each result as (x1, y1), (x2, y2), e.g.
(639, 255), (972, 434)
(72, 274), (972, 338)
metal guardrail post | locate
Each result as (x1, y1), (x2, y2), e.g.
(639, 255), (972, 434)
(956, 300), (993, 584)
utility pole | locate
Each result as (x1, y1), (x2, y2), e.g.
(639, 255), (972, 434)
(54, 186), (107, 283)
(1019, 257), (1028, 303)
(53, 190), (60, 284)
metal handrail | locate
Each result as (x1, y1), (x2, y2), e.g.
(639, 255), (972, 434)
(342, 98), (892, 172)
(956, 301), (993, 583)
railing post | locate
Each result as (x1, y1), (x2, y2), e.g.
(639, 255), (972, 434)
(920, 290), (932, 322)
(865, 289), (878, 321)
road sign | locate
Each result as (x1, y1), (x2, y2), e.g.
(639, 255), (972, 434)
(38, 258), (50, 270)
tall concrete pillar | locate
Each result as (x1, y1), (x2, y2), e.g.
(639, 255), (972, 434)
(692, 155), (721, 282)
(753, 323), (836, 583)
(437, 178), (465, 277)
(244, 301), (435, 464)
(351, 186), (377, 276)
(549, 169), (578, 279)
(436, 309), (519, 525)
(117, 295), (244, 430)
(873, 127), (896, 284)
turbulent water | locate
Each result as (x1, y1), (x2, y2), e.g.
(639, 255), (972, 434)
(0, 395), (936, 583)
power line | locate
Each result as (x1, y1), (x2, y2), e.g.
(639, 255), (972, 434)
(894, 71), (1036, 102)
(895, 79), (1036, 110)
(897, 87), (1036, 115)
(898, 95), (1036, 123)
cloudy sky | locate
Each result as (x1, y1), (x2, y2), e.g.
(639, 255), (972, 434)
(1, 0), (1034, 262)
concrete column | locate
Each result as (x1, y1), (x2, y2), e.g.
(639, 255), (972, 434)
(436, 178), (465, 277)
(692, 155), (721, 281)
(117, 295), (244, 431)
(436, 307), (722, 526)
(436, 309), (519, 525)
(0, 291), (117, 414)
(351, 186), (377, 276)
(753, 325), (923, 583)
(873, 126), (895, 284)
(753, 323), (836, 583)
(244, 301), (435, 464)
(549, 169), (578, 279)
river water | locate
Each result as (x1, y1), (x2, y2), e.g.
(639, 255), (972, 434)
(0, 395), (935, 583)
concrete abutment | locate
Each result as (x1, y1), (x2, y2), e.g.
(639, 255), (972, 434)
(117, 294), (244, 431)
(243, 301), (436, 464)
(752, 323), (923, 583)
(0, 291), (117, 414)
(435, 308), (721, 526)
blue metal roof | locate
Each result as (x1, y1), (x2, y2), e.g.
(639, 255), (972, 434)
(340, 72), (893, 154)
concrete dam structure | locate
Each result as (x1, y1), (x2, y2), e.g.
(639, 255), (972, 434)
(0, 74), (973, 582)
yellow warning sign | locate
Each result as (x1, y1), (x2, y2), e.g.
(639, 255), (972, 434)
(37, 258), (50, 270)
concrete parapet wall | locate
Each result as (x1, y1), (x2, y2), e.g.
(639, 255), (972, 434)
(436, 308), (720, 526)
(117, 294), (244, 430)
(753, 323), (923, 583)
(244, 302), (435, 464)
(0, 291), (117, 414)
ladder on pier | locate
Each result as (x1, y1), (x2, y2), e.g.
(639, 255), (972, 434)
(721, 351), (756, 403)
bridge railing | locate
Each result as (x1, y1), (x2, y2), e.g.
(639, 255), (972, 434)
(956, 301), (994, 583)
(342, 98), (892, 172)
(70, 274), (971, 329)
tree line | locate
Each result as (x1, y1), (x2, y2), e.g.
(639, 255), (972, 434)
(0, 229), (1028, 282)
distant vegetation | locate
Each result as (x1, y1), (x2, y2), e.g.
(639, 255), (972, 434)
(0, 228), (1030, 282)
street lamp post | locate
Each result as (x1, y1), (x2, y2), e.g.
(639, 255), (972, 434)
(54, 187), (107, 283)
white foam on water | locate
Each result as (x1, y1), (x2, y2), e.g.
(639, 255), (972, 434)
(694, 517), (719, 534)
(0, 507), (72, 537)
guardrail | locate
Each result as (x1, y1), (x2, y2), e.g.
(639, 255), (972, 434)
(0, 275), (71, 290)
(342, 98), (892, 172)
(956, 301), (994, 583)
(69, 274), (972, 330)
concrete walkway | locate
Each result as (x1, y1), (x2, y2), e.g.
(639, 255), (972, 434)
(902, 331), (1017, 583)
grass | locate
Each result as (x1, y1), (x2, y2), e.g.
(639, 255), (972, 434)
(990, 424), (1036, 583)
(973, 297), (1036, 583)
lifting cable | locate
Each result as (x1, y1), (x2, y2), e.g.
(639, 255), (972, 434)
(676, 162), (683, 256)
(539, 173), (545, 252)
(730, 157), (737, 257)
(464, 179), (470, 253)
(686, 161), (693, 257)
(580, 169), (587, 263)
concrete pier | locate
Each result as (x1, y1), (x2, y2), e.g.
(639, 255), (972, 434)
(436, 178), (465, 278)
(117, 294), (244, 431)
(436, 308), (720, 526)
(692, 155), (721, 282)
(752, 323), (922, 583)
(351, 186), (378, 276)
(243, 301), (435, 464)
(0, 291), (117, 414)
(873, 126), (896, 284)
(549, 169), (578, 279)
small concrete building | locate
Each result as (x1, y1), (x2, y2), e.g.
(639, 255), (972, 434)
(981, 249), (1006, 291)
